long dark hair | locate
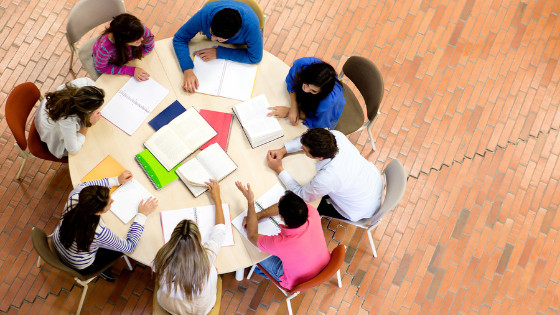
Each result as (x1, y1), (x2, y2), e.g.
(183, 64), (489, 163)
(59, 186), (110, 252)
(45, 84), (105, 127)
(294, 61), (340, 118)
(101, 13), (151, 66)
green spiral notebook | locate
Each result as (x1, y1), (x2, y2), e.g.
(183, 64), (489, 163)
(135, 149), (180, 190)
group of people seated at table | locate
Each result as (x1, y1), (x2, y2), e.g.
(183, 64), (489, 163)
(37, 1), (383, 314)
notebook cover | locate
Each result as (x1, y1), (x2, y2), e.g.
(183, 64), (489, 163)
(148, 100), (186, 131)
(135, 149), (180, 190)
(199, 109), (233, 151)
(81, 155), (126, 193)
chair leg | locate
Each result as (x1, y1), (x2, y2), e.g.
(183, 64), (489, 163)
(36, 256), (42, 268)
(247, 265), (256, 279)
(336, 270), (342, 287)
(286, 295), (294, 315)
(15, 146), (30, 180)
(367, 122), (376, 152)
(123, 256), (133, 271)
(75, 278), (91, 315)
(69, 49), (76, 77)
(367, 227), (377, 258)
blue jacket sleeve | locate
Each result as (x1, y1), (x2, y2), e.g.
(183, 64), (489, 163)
(173, 12), (205, 71)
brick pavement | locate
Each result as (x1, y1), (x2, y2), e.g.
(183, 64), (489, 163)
(0, 0), (558, 313)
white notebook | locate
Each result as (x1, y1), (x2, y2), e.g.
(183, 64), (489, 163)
(144, 107), (217, 171)
(110, 178), (154, 224)
(176, 143), (238, 197)
(233, 94), (284, 148)
(160, 204), (234, 246)
(101, 77), (169, 135)
(231, 183), (286, 242)
(193, 56), (258, 101)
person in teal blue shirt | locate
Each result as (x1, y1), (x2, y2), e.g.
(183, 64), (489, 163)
(173, 0), (263, 93)
(268, 57), (345, 129)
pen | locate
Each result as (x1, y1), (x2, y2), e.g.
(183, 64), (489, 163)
(255, 201), (265, 211)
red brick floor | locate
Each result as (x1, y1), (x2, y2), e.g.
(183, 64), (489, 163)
(0, 0), (559, 313)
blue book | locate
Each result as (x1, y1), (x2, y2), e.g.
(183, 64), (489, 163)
(148, 100), (186, 131)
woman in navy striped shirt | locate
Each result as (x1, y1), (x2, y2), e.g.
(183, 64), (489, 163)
(53, 171), (158, 281)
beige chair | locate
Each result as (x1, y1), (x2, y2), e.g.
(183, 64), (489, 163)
(322, 160), (407, 257)
(204, 0), (265, 32)
(153, 276), (222, 315)
(247, 245), (345, 315)
(32, 227), (133, 314)
(335, 56), (384, 151)
(66, 0), (126, 79)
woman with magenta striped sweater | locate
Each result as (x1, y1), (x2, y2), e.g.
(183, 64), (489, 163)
(93, 13), (155, 81)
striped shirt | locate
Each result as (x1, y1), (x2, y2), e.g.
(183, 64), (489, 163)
(93, 25), (155, 76)
(52, 177), (147, 270)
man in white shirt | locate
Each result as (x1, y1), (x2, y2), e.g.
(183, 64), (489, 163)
(266, 128), (383, 222)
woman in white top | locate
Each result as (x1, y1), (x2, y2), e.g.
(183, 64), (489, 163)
(35, 77), (105, 159)
(153, 179), (226, 315)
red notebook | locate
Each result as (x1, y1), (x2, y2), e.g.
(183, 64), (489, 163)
(200, 109), (233, 151)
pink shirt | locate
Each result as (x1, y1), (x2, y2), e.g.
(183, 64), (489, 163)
(257, 205), (330, 290)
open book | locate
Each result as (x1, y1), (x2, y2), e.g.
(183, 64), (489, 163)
(233, 94), (284, 148)
(144, 107), (217, 171)
(160, 204), (234, 246)
(110, 178), (154, 224)
(231, 183), (286, 242)
(193, 56), (258, 101)
(101, 77), (169, 135)
(176, 143), (237, 197)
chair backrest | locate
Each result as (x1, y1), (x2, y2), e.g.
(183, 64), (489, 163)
(342, 56), (384, 121)
(5, 82), (42, 151)
(66, 0), (126, 46)
(204, 0), (265, 31)
(368, 160), (407, 226)
(288, 244), (346, 294)
(31, 227), (85, 280)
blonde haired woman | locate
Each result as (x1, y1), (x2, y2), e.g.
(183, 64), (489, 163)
(153, 179), (225, 315)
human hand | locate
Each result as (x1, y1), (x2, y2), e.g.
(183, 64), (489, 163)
(182, 69), (199, 93)
(134, 67), (150, 81)
(268, 147), (287, 160)
(288, 106), (299, 125)
(235, 181), (254, 203)
(118, 170), (133, 185)
(194, 48), (217, 62)
(267, 106), (289, 118)
(205, 179), (221, 202)
(138, 197), (158, 216)
(89, 111), (102, 125)
(267, 151), (284, 174)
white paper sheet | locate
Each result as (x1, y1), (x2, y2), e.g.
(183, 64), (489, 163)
(193, 56), (257, 101)
(110, 178), (154, 224)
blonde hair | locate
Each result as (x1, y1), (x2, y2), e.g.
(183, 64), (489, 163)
(153, 220), (213, 297)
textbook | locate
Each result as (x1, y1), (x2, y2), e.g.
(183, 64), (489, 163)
(81, 155), (125, 193)
(199, 109), (233, 151)
(144, 107), (217, 171)
(231, 183), (286, 241)
(135, 149), (179, 190)
(176, 143), (237, 197)
(233, 94), (284, 148)
(193, 56), (258, 101)
(101, 77), (169, 135)
(110, 178), (154, 224)
(160, 204), (234, 246)
(148, 100), (186, 131)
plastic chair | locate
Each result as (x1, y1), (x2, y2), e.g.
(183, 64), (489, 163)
(32, 227), (133, 314)
(66, 0), (126, 79)
(204, 0), (265, 32)
(334, 56), (384, 151)
(4, 82), (68, 180)
(247, 244), (345, 315)
(152, 275), (222, 315)
(323, 160), (407, 257)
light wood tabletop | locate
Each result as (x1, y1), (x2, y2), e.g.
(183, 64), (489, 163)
(68, 36), (316, 274)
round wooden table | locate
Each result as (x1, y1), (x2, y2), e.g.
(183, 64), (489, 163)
(68, 37), (316, 278)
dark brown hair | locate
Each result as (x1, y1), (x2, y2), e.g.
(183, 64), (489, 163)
(45, 83), (105, 127)
(278, 191), (308, 228)
(294, 61), (340, 118)
(300, 128), (339, 159)
(101, 13), (151, 66)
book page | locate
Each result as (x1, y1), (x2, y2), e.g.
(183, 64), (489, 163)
(144, 125), (192, 171)
(197, 143), (237, 181)
(110, 178), (153, 224)
(101, 77), (169, 135)
(169, 107), (217, 151)
(233, 94), (283, 147)
(176, 158), (212, 197)
(219, 61), (258, 101)
(193, 57), (225, 96)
